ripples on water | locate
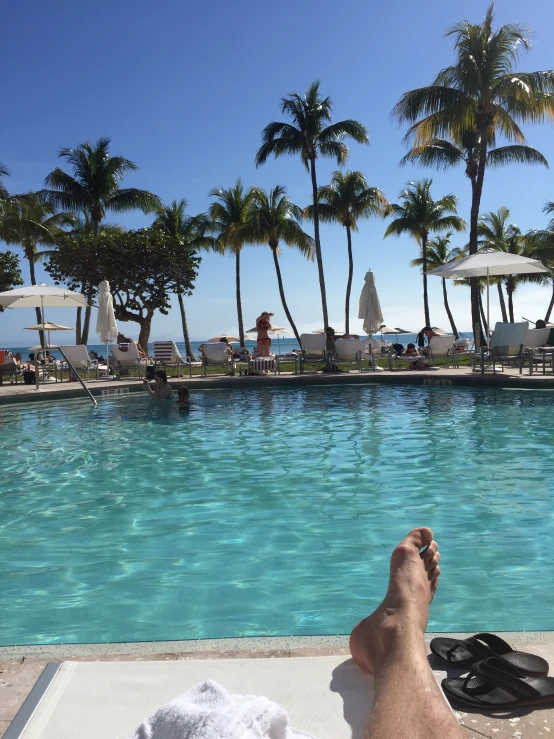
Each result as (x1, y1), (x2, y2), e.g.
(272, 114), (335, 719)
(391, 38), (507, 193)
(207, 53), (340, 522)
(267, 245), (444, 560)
(1, 384), (554, 645)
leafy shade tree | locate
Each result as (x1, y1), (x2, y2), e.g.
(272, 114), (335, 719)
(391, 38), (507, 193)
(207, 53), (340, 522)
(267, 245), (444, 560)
(250, 186), (315, 347)
(68, 213), (124, 342)
(392, 4), (554, 342)
(477, 206), (522, 322)
(306, 170), (390, 332)
(150, 199), (213, 360)
(0, 251), (23, 308)
(411, 234), (463, 338)
(384, 180), (465, 326)
(0, 194), (75, 339)
(209, 180), (255, 347)
(42, 137), (161, 344)
(255, 81), (369, 329)
(46, 230), (200, 350)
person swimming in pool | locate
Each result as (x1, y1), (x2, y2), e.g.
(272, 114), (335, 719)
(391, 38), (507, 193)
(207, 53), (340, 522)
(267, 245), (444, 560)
(142, 370), (173, 400)
(175, 385), (192, 408)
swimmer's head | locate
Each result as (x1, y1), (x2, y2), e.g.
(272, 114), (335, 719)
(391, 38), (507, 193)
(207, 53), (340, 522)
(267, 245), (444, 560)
(178, 386), (190, 399)
(154, 370), (168, 385)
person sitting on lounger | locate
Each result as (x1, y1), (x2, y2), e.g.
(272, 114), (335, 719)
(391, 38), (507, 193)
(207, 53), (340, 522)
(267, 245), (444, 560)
(142, 370), (173, 400)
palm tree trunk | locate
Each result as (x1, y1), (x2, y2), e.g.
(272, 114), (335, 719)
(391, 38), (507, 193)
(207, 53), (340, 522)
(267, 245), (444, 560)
(469, 148), (487, 346)
(80, 284), (94, 345)
(442, 278), (458, 339)
(235, 250), (245, 347)
(545, 280), (554, 323)
(26, 249), (45, 348)
(497, 282), (508, 323)
(271, 247), (302, 349)
(345, 226), (354, 333)
(177, 287), (195, 360)
(422, 232), (430, 327)
(478, 291), (488, 338)
(507, 278), (515, 323)
(75, 307), (82, 345)
(309, 157), (329, 329)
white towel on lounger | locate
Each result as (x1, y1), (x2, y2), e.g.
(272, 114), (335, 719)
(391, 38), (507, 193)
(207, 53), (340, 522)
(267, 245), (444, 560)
(128, 679), (316, 739)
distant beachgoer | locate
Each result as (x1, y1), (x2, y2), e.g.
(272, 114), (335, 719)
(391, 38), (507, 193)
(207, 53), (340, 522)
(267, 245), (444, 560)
(417, 326), (439, 355)
(142, 370), (173, 400)
(256, 312), (274, 357)
(404, 343), (418, 356)
(403, 343), (421, 370)
(176, 385), (192, 408)
(536, 319), (547, 329)
(117, 332), (147, 358)
(90, 350), (106, 363)
(219, 337), (234, 359)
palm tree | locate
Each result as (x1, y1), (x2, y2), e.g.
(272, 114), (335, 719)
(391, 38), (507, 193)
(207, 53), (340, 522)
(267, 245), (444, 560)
(0, 163), (10, 200)
(305, 170), (390, 332)
(150, 199), (213, 360)
(392, 4), (554, 342)
(477, 207), (521, 322)
(255, 81), (369, 329)
(384, 180), (466, 326)
(42, 137), (161, 344)
(0, 193), (75, 343)
(209, 180), (255, 347)
(411, 234), (463, 338)
(249, 186), (315, 347)
(528, 203), (554, 321)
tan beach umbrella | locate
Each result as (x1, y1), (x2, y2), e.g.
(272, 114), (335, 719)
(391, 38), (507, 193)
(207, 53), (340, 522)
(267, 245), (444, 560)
(28, 344), (60, 351)
(432, 327), (451, 336)
(208, 334), (240, 342)
(245, 326), (288, 333)
(312, 328), (346, 334)
(24, 321), (72, 331)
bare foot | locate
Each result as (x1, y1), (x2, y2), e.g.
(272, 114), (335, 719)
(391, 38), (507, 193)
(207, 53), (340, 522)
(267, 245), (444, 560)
(349, 527), (440, 673)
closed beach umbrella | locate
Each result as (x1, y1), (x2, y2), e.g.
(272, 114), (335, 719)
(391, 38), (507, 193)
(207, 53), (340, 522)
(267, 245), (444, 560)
(96, 281), (118, 378)
(0, 284), (88, 390)
(428, 250), (550, 344)
(358, 271), (384, 335)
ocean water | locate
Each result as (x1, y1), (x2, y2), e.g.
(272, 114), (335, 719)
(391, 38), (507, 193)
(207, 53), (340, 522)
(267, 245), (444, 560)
(1, 383), (553, 646)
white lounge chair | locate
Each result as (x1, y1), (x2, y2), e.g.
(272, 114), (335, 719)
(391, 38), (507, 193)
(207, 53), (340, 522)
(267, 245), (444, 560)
(299, 333), (326, 373)
(334, 338), (364, 372)
(152, 341), (183, 376)
(427, 335), (456, 368)
(199, 343), (235, 376)
(0, 350), (21, 384)
(59, 345), (105, 381)
(111, 343), (146, 379)
(525, 327), (554, 373)
(471, 321), (530, 374)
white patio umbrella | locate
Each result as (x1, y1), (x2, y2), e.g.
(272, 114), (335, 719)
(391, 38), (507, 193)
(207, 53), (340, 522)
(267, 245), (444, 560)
(95, 281), (118, 380)
(208, 334), (240, 342)
(0, 284), (88, 390)
(358, 271), (384, 369)
(24, 321), (72, 349)
(428, 250), (550, 344)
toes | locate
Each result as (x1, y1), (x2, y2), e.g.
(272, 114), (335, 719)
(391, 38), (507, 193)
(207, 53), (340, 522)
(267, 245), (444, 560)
(427, 551), (440, 576)
(403, 527), (433, 552)
(421, 541), (438, 566)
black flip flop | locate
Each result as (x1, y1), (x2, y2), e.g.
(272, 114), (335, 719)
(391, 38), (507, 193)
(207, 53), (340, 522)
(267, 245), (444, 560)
(430, 633), (548, 676)
(442, 657), (554, 709)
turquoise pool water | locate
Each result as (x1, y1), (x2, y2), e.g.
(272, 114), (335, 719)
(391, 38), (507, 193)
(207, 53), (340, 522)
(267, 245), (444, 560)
(1, 384), (554, 646)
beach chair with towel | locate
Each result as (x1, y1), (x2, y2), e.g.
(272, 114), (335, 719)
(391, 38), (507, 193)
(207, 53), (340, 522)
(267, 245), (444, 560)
(59, 345), (106, 381)
(152, 341), (183, 377)
(299, 333), (326, 373)
(472, 321), (530, 374)
(0, 350), (19, 384)
(199, 343), (236, 376)
(112, 343), (146, 379)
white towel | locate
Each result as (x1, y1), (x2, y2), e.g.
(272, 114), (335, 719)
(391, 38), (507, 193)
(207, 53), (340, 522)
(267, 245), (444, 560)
(128, 679), (316, 739)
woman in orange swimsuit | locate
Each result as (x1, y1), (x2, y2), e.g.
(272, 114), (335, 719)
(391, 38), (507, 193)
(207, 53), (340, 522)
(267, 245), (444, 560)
(256, 312), (274, 357)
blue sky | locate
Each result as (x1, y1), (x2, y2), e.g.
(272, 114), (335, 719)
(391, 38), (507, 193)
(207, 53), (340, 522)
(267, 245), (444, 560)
(1, 0), (553, 344)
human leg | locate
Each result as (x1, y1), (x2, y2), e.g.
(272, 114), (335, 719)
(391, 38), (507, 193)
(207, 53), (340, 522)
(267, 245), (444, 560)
(350, 528), (463, 739)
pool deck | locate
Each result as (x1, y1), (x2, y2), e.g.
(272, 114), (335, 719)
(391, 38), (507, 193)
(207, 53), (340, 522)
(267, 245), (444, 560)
(2, 634), (554, 738)
(2, 364), (554, 404)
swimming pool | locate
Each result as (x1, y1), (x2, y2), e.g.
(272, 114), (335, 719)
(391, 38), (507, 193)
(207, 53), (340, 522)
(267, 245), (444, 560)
(1, 384), (553, 646)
